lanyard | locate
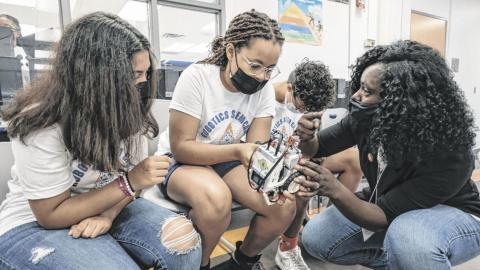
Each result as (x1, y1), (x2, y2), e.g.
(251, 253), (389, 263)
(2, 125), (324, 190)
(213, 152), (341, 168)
(368, 146), (387, 204)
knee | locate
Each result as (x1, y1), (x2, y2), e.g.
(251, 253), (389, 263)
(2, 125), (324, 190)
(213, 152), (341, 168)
(160, 216), (201, 255)
(301, 221), (328, 261)
(194, 186), (232, 221)
(385, 215), (445, 267)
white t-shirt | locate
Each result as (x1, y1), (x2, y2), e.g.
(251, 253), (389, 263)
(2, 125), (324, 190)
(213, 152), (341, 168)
(156, 63), (275, 154)
(0, 125), (146, 236)
(271, 100), (351, 137)
(156, 127), (171, 155)
(271, 101), (302, 136)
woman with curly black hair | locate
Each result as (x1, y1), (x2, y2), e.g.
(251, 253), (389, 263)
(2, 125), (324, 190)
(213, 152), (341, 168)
(292, 40), (480, 269)
(271, 59), (362, 270)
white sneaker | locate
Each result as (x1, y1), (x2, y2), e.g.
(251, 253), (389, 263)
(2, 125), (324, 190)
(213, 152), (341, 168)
(275, 244), (311, 270)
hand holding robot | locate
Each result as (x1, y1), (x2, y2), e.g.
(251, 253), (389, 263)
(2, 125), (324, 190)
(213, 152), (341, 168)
(247, 131), (304, 204)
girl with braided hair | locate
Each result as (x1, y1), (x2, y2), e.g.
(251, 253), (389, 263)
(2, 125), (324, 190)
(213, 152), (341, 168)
(292, 40), (480, 269)
(156, 10), (296, 270)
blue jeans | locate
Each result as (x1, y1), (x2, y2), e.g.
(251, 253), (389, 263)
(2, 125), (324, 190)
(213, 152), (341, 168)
(0, 198), (201, 270)
(302, 205), (480, 270)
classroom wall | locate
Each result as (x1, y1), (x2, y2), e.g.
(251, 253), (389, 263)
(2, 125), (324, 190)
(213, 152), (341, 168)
(448, 0), (480, 130)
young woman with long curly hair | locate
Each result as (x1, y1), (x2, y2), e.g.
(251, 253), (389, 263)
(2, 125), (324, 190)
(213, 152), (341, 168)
(292, 40), (479, 269)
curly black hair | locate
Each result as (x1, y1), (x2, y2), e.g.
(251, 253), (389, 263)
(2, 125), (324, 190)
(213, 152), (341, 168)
(350, 40), (476, 164)
(288, 59), (335, 112)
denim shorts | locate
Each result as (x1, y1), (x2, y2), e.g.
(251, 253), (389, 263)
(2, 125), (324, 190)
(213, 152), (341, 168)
(158, 153), (242, 199)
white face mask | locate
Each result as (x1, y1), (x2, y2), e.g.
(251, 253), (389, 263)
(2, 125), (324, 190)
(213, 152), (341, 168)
(285, 91), (302, 114)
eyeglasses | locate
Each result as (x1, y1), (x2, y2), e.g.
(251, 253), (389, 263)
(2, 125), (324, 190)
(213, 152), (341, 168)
(238, 53), (281, 80)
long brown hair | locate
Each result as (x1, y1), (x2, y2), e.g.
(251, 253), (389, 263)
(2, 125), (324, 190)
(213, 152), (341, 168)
(2, 12), (159, 171)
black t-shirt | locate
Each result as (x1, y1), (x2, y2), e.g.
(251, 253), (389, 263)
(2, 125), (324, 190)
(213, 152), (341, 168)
(315, 115), (480, 223)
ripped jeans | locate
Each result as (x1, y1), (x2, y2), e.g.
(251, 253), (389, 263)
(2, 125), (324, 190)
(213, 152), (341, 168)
(0, 198), (202, 270)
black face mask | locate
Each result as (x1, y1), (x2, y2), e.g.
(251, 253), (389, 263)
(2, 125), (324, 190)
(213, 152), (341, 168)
(136, 81), (151, 109)
(349, 98), (380, 126)
(230, 51), (268, 95)
(136, 81), (150, 100)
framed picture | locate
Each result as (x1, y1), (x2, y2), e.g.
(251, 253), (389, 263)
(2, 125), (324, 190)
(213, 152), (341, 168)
(278, 0), (324, 46)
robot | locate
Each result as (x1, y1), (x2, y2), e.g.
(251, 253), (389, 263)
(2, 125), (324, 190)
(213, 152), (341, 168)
(248, 131), (302, 204)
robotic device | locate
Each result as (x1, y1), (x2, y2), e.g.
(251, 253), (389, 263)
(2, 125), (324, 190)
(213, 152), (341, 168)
(248, 131), (302, 204)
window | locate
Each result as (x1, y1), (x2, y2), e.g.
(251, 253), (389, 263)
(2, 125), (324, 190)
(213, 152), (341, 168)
(158, 5), (219, 62)
(69, 0), (149, 38)
(156, 1), (222, 98)
(0, 0), (225, 103)
(0, 0), (61, 105)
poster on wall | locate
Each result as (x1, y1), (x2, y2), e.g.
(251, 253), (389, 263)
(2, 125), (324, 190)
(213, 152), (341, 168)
(278, 0), (324, 46)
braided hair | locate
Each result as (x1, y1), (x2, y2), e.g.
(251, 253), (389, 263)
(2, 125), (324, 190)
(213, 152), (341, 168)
(200, 9), (284, 67)
(350, 40), (476, 164)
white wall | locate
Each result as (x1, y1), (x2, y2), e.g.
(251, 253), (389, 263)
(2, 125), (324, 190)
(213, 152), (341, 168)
(378, 0), (451, 45)
(448, 0), (480, 129)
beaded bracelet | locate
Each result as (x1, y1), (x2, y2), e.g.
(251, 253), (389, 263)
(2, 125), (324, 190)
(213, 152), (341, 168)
(124, 171), (135, 192)
(116, 175), (135, 197)
(121, 170), (137, 200)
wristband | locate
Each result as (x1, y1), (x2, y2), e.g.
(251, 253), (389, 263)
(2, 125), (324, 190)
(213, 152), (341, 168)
(116, 175), (134, 197)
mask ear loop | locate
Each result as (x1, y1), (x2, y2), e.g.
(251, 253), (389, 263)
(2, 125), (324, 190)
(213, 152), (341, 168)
(230, 46), (241, 78)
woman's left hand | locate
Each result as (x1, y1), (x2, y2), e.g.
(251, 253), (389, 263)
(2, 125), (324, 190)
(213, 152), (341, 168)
(68, 216), (113, 239)
(294, 159), (340, 198)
